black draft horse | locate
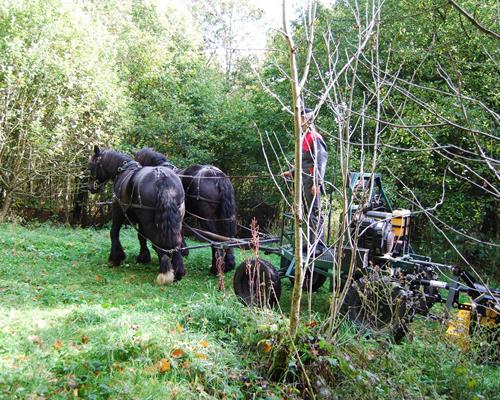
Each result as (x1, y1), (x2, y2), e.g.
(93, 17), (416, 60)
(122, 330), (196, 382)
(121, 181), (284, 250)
(134, 148), (237, 275)
(88, 146), (186, 285)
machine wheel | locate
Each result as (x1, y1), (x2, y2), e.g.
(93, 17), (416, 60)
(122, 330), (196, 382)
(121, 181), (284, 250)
(288, 267), (327, 292)
(233, 258), (281, 308)
(342, 273), (411, 342)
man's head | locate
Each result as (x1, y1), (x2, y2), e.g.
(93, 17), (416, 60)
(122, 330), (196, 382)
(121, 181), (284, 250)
(301, 107), (314, 128)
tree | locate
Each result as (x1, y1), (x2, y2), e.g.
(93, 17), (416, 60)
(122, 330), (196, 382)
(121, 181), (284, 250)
(0, 0), (129, 222)
(259, 0), (498, 342)
(189, 0), (264, 80)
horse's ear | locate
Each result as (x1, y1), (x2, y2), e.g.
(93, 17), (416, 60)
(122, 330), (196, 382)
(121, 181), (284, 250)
(94, 145), (100, 156)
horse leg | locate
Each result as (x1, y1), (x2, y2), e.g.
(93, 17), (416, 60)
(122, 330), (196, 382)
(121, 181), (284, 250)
(172, 250), (186, 281)
(109, 206), (126, 266)
(223, 248), (236, 272)
(209, 246), (225, 275)
(155, 248), (175, 285)
(136, 224), (151, 264)
(200, 219), (223, 275)
(180, 235), (189, 257)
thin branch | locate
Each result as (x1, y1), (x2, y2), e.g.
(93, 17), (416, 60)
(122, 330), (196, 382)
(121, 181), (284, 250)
(448, 0), (500, 40)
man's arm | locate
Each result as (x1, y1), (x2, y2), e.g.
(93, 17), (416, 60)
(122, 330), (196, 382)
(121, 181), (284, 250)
(311, 137), (328, 195)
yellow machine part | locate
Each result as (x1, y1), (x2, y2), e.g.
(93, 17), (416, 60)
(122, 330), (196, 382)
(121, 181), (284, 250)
(479, 307), (499, 329)
(446, 309), (472, 351)
(391, 209), (411, 238)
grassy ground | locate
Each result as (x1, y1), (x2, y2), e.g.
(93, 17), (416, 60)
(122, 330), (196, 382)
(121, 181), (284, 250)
(0, 223), (498, 399)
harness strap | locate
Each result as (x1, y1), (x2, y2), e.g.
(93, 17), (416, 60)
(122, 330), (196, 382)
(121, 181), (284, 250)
(184, 208), (235, 222)
(183, 165), (225, 202)
(112, 193), (156, 211)
(160, 161), (179, 172)
(118, 160), (141, 172)
(185, 192), (220, 205)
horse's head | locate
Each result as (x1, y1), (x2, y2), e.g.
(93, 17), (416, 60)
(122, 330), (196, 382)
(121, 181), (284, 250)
(88, 145), (110, 193)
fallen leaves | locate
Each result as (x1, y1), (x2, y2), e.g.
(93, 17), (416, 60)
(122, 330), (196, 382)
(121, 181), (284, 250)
(309, 347), (319, 357)
(262, 341), (273, 353)
(199, 340), (209, 348)
(158, 358), (171, 373)
(194, 352), (207, 360)
(112, 362), (124, 372)
(305, 320), (317, 328)
(80, 335), (89, 344)
(66, 376), (78, 389)
(53, 340), (63, 350)
(171, 348), (185, 358)
(366, 350), (377, 361)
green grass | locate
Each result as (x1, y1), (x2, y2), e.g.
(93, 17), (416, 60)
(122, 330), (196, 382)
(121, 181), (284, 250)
(0, 223), (498, 399)
(0, 223), (292, 399)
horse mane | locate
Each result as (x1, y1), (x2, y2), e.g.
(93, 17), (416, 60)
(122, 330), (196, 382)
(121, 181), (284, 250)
(135, 148), (168, 167)
(102, 149), (133, 172)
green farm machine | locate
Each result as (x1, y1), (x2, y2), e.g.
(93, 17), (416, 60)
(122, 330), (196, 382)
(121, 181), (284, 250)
(233, 172), (499, 346)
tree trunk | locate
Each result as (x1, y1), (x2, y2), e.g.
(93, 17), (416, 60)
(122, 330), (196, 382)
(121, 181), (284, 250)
(71, 187), (88, 226)
(0, 191), (13, 223)
(283, 0), (305, 339)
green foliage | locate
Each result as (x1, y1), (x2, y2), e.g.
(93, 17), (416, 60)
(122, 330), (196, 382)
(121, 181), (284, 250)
(0, 0), (497, 275)
(0, 0), (129, 150)
(0, 0), (130, 220)
(373, 0), (499, 274)
(267, 0), (499, 274)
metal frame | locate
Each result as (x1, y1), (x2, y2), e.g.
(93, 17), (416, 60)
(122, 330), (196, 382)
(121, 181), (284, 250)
(257, 172), (498, 329)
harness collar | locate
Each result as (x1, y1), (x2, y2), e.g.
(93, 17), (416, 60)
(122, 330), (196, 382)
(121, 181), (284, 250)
(118, 160), (141, 173)
(160, 161), (178, 171)
(91, 157), (140, 191)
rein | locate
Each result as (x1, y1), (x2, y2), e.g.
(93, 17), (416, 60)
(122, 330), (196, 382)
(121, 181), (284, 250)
(111, 193), (156, 211)
(184, 166), (226, 204)
(178, 174), (278, 180)
(185, 192), (220, 204)
(184, 209), (236, 222)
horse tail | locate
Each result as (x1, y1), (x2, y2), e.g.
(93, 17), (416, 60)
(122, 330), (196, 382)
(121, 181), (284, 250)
(155, 175), (184, 249)
(218, 174), (237, 237)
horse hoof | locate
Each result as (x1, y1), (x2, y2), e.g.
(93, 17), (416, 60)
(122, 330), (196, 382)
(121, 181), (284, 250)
(109, 252), (126, 266)
(156, 271), (174, 285)
(136, 253), (151, 264)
